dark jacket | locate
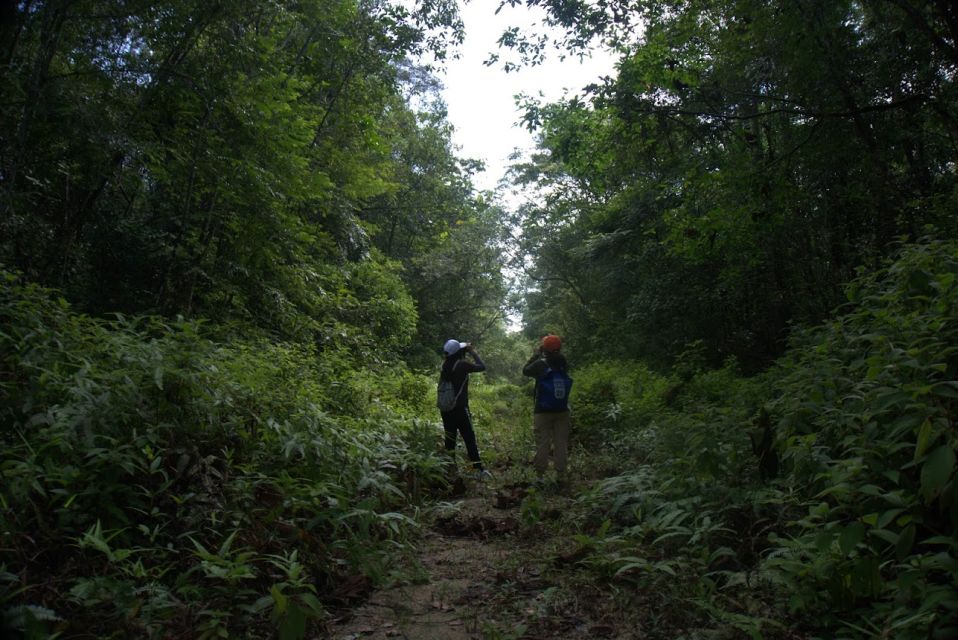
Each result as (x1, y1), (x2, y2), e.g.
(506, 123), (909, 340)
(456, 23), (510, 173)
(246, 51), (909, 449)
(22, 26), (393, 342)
(523, 351), (569, 413)
(440, 351), (486, 411)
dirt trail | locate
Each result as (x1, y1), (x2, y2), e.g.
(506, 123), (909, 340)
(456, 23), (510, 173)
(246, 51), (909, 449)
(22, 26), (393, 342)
(325, 480), (572, 640)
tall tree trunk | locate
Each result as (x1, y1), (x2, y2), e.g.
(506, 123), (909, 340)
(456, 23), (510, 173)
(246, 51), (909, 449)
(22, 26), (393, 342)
(798, 0), (900, 255)
(53, 4), (223, 284)
(0, 0), (33, 85)
(8, 1), (69, 192)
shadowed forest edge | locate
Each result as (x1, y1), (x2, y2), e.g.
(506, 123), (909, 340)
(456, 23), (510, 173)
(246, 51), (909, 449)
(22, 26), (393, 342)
(2, 1), (958, 639)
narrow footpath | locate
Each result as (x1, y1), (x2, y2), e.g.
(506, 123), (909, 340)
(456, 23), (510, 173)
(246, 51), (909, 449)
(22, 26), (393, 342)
(324, 477), (625, 640)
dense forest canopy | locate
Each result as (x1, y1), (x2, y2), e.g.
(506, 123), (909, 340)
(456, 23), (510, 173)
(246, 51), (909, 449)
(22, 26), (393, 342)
(2, 1), (958, 639)
(0, 0), (509, 367)
(509, 0), (958, 370)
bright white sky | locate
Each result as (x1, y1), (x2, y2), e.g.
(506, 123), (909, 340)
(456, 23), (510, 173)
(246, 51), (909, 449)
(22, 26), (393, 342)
(438, 1), (618, 196)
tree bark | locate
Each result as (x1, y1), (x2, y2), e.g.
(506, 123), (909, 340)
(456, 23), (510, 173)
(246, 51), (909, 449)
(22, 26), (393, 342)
(8, 1), (70, 192)
(53, 4), (223, 284)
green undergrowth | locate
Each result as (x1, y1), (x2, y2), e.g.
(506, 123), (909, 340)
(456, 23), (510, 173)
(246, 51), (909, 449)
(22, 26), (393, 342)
(4, 237), (957, 640)
(469, 377), (537, 469)
(0, 271), (457, 639)
(509, 238), (958, 639)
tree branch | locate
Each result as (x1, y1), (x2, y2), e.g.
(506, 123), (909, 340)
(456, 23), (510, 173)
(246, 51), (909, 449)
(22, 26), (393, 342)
(663, 92), (929, 122)
(878, 0), (958, 66)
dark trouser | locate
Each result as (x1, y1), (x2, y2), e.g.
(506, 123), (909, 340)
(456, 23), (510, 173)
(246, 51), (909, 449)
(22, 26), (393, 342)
(441, 405), (483, 469)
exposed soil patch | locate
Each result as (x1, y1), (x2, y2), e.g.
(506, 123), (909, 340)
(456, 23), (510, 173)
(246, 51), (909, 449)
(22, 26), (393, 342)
(433, 511), (520, 539)
(325, 485), (514, 640)
(323, 477), (640, 640)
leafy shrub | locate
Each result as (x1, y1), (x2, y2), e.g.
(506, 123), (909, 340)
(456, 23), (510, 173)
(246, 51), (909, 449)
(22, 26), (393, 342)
(0, 270), (443, 639)
(470, 377), (537, 465)
(570, 360), (670, 438)
(763, 237), (958, 638)
(544, 238), (958, 639)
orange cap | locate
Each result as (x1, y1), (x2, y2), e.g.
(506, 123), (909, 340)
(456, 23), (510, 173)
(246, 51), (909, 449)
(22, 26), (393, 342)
(542, 335), (562, 352)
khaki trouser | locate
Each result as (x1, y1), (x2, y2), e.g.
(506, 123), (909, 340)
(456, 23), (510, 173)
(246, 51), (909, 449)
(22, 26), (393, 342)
(533, 411), (571, 475)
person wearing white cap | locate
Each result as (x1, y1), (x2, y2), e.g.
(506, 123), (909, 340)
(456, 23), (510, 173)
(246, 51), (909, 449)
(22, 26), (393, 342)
(439, 339), (492, 480)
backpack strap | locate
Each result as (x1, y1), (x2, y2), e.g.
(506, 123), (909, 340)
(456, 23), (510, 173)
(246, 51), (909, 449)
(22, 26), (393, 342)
(441, 358), (461, 379)
(440, 360), (466, 409)
(452, 372), (466, 405)
(534, 365), (548, 406)
(451, 360), (466, 397)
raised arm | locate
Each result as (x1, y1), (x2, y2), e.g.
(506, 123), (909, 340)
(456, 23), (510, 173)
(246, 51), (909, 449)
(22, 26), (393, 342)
(522, 352), (547, 378)
(464, 345), (486, 372)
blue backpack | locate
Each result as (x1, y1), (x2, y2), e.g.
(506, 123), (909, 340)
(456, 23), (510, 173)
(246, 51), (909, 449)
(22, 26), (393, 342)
(536, 367), (572, 411)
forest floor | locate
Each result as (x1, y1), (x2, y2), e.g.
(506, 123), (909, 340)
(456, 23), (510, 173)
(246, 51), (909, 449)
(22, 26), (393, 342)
(324, 470), (636, 640)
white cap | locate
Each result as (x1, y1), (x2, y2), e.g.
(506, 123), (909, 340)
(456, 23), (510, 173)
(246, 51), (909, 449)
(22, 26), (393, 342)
(443, 339), (464, 355)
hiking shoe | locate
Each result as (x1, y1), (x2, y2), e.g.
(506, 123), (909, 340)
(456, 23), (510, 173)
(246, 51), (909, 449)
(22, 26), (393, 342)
(475, 469), (494, 481)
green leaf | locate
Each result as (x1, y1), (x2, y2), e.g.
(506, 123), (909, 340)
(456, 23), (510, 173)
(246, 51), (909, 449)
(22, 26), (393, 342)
(850, 556), (881, 597)
(921, 445), (955, 502)
(869, 529), (899, 546)
(877, 508), (905, 529)
(931, 382), (958, 399)
(839, 522), (865, 556)
(883, 470), (902, 486)
(217, 530), (238, 557)
(914, 420), (934, 461)
(279, 605), (307, 640)
(907, 269), (933, 294)
(859, 484), (883, 497)
(297, 592), (325, 617)
(896, 524), (916, 560)
(814, 531), (834, 552)
(873, 389), (910, 412)
(889, 413), (924, 438)
(271, 584), (288, 615)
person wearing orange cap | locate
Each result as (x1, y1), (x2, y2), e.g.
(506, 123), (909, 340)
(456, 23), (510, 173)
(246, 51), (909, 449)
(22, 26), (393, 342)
(522, 335), (573, 484)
